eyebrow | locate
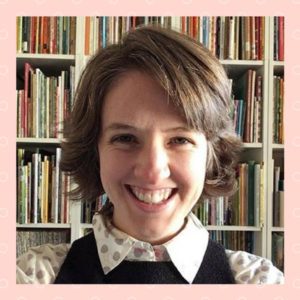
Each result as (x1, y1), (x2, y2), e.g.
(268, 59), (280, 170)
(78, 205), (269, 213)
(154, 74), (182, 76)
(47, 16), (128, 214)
(103, 123), (194, 133)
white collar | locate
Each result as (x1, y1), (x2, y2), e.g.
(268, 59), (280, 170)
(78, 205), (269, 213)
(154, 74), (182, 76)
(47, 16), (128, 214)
(92, 212), (209, 283)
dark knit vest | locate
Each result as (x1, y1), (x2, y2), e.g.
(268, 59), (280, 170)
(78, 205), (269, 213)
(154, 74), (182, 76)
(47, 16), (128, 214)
(54, 232), (235, 284)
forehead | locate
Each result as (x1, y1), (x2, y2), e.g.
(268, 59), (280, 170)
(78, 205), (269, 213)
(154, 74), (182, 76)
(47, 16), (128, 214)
(105, 70), (166, 107)
(101, 70), (186, 127)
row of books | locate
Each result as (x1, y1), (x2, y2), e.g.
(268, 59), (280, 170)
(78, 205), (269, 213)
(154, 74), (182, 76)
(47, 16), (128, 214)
(16, 229), (70, 257)
(273, 76), (284, 144)
(17, 62), (75, 138)
(17, 16), (282, 63)
(231, 70), (263, 143)
(17, 63), (264, 144)
(84, 16), (265, 61)
(16, 16), (77, 55)
(209, 230), (254, 253)
(17, 148), (70, 224)
(81, 194), (107, 223)
(272, 162), (284, 227)
(194, 196), (232, 226)
(234, 161), (264, 226)
(194, 161), (264, 227)
(273, 17), (284, 61)
(272, 232), (284, 272)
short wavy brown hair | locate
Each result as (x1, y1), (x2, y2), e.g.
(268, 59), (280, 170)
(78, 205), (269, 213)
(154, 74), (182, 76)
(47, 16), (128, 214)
(60, 25), (242, 204)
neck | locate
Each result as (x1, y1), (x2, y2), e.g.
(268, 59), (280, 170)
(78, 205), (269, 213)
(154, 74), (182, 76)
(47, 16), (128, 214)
(111, 216), (188, 245)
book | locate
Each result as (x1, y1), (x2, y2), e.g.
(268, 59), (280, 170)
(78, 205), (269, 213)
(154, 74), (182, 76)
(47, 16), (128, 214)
(273, 76), (284, 144)
(279, 191), (284, 227)
(23, 62), (33, 137)
(254, 163), (261, 227)
(278, 17), (284, 61)
(247, 161), (255, 226)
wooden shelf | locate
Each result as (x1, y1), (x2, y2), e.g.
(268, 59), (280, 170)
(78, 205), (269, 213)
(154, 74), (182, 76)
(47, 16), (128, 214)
(17, 223), (71, 229)
(271, 227), (284, 232)
(243, 142), (263, 149)
(17, 138), (61, 145)
(272, 143), (284, 150)
(206, 225), (262, 232)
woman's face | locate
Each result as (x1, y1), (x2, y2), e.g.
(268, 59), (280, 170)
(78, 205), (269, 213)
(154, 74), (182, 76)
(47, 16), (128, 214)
(98, 70), (207, 244)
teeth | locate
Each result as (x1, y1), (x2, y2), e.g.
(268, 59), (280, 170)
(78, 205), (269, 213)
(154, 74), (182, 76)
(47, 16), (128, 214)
(130, 186), (173, 204)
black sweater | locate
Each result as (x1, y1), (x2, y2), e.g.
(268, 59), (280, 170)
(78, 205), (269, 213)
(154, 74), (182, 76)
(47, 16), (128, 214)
(54, 232), (235, 284)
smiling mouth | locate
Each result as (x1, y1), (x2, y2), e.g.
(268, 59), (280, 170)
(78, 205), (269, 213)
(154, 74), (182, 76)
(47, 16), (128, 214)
(125, 185), (177, 204)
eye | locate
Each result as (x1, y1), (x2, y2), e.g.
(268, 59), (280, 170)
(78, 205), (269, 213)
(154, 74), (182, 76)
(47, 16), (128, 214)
(170, 137), (191, 145)
(111, 134), (137, 144)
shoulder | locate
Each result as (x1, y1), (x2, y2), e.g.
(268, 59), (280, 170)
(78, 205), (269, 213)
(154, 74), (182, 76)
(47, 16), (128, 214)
(54, 233), (102, 284)
(17, 243), (70, 284)
(225, 249), (284, 284)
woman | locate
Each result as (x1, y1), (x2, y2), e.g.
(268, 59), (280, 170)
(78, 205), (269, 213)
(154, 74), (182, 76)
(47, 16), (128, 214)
(17, 25), (283, 284)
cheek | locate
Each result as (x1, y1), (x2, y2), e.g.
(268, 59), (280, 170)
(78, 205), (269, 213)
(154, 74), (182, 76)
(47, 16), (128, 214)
(99, 157), (123, 202)
(99, 149), (132, 185)
(191, 154), (207, 178)
(177, 151), (207, 191)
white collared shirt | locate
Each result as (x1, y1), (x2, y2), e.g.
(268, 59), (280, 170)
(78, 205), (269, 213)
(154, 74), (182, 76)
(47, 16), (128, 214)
(92, 212), (208, 283)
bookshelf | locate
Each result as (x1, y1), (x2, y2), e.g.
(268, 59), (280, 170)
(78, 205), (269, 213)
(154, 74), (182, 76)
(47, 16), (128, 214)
(16, 16), (284, 271)
(265, 17), (284, 272)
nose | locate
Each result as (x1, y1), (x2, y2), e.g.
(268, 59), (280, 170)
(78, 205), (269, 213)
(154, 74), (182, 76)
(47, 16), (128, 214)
(133, 141), (170, 184)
